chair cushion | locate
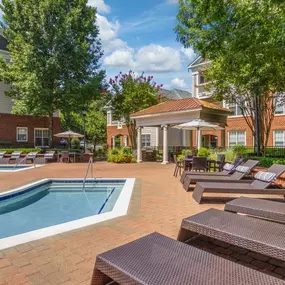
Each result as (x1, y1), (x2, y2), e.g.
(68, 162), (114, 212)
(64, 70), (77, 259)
(223, 163), (234, 171)
(235, 165), (251, 173)
(255, 171), (277, 182)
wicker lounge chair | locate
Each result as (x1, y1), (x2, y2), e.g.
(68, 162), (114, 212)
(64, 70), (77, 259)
(180, 157), (244, 184)
(183, 159), (259, 191)
(44, 151), (56, 163)
(192, 164), (285, 204)
(21, 152), (38, 164)
(178, 208), (285, 262)
(90, 232), (283, 285)
(225, 197), (285, 223)
(8, 151), (22, 164)
(0, 151), (8, 164)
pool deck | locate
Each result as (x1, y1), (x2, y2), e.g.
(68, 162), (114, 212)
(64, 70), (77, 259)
(0, 162), (284, 285)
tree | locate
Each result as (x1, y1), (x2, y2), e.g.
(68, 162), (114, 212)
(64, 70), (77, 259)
(109, 71), (163, 149)
(175, 0), (285, 152)
(0, 0), (104, 146)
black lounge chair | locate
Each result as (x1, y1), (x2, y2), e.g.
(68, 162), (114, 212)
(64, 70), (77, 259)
(180, 157), (244, 184)
(8, 151), (22, 164)
(225, 197), (285, 223)
(178, 208), (285, 262)
(182, 159), (259, 191)
(90, 232), (283, 285)
(192, 164), (285, 204)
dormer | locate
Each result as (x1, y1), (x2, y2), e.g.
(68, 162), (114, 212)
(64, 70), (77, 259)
(188, 56), (212, 99)
(0, 29), (11, 63)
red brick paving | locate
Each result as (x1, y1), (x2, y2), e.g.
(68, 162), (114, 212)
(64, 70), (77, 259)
(0, 162), (284, 284)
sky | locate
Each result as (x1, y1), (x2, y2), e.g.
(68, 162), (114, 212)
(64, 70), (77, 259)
(0, 0), (196, 92)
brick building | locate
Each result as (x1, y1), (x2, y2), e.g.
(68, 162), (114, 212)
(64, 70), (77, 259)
(0, 30), (61, 148)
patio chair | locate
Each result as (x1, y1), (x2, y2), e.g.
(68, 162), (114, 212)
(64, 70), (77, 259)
(173, 154), (184, 177)
(192, 164), (285, 204)
(44, 151), (56, 163)
(225, 197), (285, 224)
(21, 152), (38, 164)
(60, 151), (70, 163)
(0, 151), (9, 164)
(182, 159), (259, 192)
(90, 232), (281, 285)
(177, 208), (285, 262)
(192, 156), (207, 172)
(8, 151), (22, 164)
(180, 157), (244, 184)
(216, 154), (225, 172)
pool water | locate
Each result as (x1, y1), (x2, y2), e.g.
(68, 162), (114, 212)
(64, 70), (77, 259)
(0, 180), (125, 239)
(0, 165), (33, 172)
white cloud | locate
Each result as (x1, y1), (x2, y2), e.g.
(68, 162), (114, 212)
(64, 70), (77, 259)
(88, 0), (111, 14)
(97, 15), (119, 42)
(170, 78), (187, 89)
(181, 47), (195, 58)
(104, 44), (181, 72)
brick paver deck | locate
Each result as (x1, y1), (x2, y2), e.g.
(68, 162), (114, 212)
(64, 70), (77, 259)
(0, 162), (284, 285)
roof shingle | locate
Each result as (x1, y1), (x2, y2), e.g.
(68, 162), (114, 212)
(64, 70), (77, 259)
(131, 98), (231, 117)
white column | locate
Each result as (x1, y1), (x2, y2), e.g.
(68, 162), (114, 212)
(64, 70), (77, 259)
(155, 127), (160, 147)
(124, 135), (128, 146)
(137, 127), (142, 163)
(112, 136), (115, 149)
(161, 125), (169, 164)
(197, 129), (202, 149)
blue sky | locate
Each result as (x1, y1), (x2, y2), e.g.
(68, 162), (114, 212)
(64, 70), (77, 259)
(0, 0), (196, 92)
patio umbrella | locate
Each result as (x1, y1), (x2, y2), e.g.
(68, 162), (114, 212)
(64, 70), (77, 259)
(173, 119), (224, 149)
(54, 130), (84, 148)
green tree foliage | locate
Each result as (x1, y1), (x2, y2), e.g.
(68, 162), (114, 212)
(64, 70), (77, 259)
(0, 0), (104, 145)
(110, 71), (163, 148)
(176, 0), (285, 151)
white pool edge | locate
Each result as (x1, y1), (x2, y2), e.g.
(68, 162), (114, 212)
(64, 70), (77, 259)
(0, 164), (45, 172)
(0, 178), (136, 250)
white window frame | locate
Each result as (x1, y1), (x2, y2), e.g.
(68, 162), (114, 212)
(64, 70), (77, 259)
(141, 134), (151, 148)
(16, 127), (28, 142)
(228, 131), (246, 147)
(226, 102), (243, 117)
(34, 128), (50, 147)
(273, 130), (285, 147)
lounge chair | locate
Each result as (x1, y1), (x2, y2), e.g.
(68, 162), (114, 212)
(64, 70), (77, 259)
(90, 232), (282, 285)
(177, 208), (285, 262)
(180, 157), (244, 184)
(44, 151), (55, 163)
(22, 152), (38, 164)
(8, 151), (22, 164)
(192, 164), (285, 204)
(0, 152), (9, 164)
(225, 197), (285, 223)
(182, 159), (259, 191)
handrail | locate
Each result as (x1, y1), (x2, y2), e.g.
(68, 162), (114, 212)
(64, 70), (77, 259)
(82, 157), (94, 190)
(14, 155), (36, 170)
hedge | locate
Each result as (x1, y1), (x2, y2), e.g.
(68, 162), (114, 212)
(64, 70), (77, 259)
(247, 156), (285, 168)
(0, 148), (41, 154)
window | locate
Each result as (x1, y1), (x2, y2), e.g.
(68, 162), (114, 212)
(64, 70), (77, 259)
(142, 134), (151, 147)
(107, 111), (112, 125)
(228, 131), (246, 146)
(34, 128), (49, 147)
(17, 127), (28, 142)
(274, 130), (285, 147)
(199, 75), (205, 84)
(228, 103), (242, 116)
(117, 122), (122, 129)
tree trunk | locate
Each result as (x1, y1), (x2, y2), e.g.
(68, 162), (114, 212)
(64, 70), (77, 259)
(126, 120), (137, 149)
(48, 115), (53, 148)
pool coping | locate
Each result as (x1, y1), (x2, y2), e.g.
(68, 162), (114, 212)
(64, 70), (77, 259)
(0, 178), (136, 250)
(0, 164), (45, 172)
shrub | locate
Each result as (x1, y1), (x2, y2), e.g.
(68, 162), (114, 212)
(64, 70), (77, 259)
(177, 154), (184, 161)
(247, 156), (285, 168)
(225, 148), (236, 162)
(107, 148), (135, 163)
(232, 145), (247, 156)
(0, 148), (41, 154)
(182, 149), (192, 157)
(121, 146), (132, 155)
(131, 158), (137, 163)
(197, 147), (209, 157)
(111, 148), (119, 155)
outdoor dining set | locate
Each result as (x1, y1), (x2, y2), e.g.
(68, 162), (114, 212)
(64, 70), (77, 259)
(89, 156), (285, 284)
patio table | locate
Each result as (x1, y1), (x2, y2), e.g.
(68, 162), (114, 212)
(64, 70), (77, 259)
(182, 158), (217, 171)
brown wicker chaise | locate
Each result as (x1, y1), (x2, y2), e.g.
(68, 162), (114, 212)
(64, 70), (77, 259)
(90, 232), (284, 285)
(225, 197), (285, 223)
(180, 157), (244, 184)
(182, 159), (259, 191)
(178, 208), (285, 262)
(192, 164), (285, 204)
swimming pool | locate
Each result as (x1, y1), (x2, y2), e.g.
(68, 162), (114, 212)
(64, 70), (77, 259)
(0, 178), (135, 249)
(0, 165), (43, 172)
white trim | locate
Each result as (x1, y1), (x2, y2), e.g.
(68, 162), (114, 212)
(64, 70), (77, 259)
(16, 127), (28, 142)
(273, 130), (285, 147)
(227, 130), (247, 147)
(131, 108), (202, 119)
(0, 178), (136, 249)
(0, 164), (44, 173)
(141, 133), (151, 148)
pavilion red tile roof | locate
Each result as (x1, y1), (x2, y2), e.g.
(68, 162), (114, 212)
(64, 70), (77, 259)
(131, 98), (232, 117)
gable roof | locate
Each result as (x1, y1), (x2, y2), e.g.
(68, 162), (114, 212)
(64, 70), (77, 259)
(131, 98), (232, 118)
(159, 88), (192, 99)
(0, 34), (9, 52)
(188, 56), (211, 69)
